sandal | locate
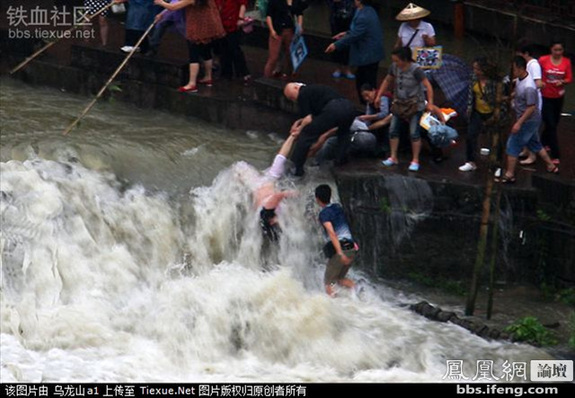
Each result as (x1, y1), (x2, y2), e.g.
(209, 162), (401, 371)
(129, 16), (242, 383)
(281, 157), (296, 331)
(546, 165), (559, 174)
(495, 174), (516, 184)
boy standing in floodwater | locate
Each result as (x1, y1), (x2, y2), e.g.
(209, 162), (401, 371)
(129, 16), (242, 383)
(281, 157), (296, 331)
(315, 184), (357, 296)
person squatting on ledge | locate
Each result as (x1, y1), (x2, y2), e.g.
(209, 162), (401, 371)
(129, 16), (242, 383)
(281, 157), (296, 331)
(283, 82), (358, 177)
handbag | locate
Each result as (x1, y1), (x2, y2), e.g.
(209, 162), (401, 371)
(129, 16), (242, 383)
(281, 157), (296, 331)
(391, 97), (420, 120)
(111, 3), (126, 14)
(242, 17), (255, 34)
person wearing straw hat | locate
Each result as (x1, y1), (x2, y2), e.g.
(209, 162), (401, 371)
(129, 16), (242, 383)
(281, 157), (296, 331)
(394, 2), (436, 50)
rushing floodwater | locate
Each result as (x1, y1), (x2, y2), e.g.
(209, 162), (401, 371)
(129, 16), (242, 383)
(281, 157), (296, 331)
(0, 78), (552, 382)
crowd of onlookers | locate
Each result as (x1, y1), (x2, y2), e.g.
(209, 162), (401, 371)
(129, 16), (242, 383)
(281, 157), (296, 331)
(82, 0), (571, 178)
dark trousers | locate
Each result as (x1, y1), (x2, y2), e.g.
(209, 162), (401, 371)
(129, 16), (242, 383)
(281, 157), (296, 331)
(355, 62), (379, 104)
(148, 20), (173, 52)
(466, 110), (493, 162)
(541, 96), (563, 159)
(290, 99), (357, 176)
(330, 17), (352, 66)
(187, 40), (213, 64)
(220, 30), (250, 79)
(125, 29), (149, 53)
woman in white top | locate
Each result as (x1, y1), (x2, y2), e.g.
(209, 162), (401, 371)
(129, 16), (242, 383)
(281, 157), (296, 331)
(394, 2), (436, 50)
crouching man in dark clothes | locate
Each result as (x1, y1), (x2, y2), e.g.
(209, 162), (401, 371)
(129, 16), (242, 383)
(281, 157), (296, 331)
(283, 83), (358, 177)
(315, 184), (358, 296)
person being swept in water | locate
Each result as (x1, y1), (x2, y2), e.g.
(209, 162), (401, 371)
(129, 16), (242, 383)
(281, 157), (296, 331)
(314, 183), (358, 296)
(256, 133), (301, 241)
(236, 132), (300, 242)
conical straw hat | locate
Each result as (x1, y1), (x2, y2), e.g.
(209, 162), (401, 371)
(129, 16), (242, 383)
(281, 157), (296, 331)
(396, 3), (431, 21)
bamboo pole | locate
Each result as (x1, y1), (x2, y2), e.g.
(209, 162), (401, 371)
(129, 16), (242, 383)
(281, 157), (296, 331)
(486, 82), (505, 320)
(466, 0), (521, 316)
(487, 186), (503, 320)
(62, 21), (156, 136)
(465, 162), (494, 316)
(9, 2), (115, 75)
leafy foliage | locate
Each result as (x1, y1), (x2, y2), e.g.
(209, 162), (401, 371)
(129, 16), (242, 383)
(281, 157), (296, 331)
(504, 316), (558, 346)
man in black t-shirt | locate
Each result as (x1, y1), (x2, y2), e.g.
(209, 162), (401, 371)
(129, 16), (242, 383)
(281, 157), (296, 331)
(283, 82), (358, 176)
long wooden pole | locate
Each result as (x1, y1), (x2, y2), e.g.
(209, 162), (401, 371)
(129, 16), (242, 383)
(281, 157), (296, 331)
(62, 21), (156, 136)
(465, 159), (494, 316)
(9, 2), (116, 75)
(486, 82), (504, 320)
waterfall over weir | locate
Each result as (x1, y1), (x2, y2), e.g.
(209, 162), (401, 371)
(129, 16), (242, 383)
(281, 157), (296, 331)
(383, 175), (434, 248)
(0, 79), (549, 382)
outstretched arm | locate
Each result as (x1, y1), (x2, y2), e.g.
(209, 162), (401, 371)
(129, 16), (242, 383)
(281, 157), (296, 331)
(262, 190), (298, 210)
(375, 75), (394, 107)
(307, 127), (337, 158)
(277, 133), (298, 158)
(323, 221), (351, 265)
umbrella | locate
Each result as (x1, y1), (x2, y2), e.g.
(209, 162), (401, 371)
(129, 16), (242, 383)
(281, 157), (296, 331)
(427, 53), (472, 117)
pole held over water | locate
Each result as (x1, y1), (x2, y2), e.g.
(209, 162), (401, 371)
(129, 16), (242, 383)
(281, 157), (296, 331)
(62, 21), (156, 136)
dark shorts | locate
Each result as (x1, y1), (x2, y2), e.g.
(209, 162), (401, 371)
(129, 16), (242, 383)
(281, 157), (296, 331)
(324, 248), (356, 286)
(323, 239), (357, 285)
(260, 208), (280, 242)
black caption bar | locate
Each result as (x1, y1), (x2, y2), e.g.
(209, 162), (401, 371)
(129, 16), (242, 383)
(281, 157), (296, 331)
(2, 383), (574, 397)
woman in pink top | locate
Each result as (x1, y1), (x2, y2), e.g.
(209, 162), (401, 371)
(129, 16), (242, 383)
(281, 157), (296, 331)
(539, 39), (572, 164)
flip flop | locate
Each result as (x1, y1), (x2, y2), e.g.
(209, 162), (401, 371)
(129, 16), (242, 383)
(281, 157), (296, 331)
(546, 165), (559, 174)
(495, 174), (516, 184)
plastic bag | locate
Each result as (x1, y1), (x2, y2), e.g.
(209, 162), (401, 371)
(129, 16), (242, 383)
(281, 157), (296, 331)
(427, 124), (459, 148)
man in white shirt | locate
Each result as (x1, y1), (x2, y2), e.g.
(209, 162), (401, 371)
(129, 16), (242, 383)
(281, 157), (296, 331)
(394, 3), (436, 49)
(496, 56), (558, 183)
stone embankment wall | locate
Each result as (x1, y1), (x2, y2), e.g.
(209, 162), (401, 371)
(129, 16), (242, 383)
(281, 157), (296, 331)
(2, 37), (574, 289)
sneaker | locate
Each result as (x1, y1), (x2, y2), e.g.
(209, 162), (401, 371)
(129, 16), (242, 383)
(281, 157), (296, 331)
(120, 46), (139, 53)
(382, 157), (398, 167)
(458, 162), (477, 172)
(332, 71), (342, 78)
(408, 161), (420, 172)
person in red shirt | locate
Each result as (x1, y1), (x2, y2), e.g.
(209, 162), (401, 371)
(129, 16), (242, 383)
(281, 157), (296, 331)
(538, 39), (572, 164)
(216, 0), (251, 84)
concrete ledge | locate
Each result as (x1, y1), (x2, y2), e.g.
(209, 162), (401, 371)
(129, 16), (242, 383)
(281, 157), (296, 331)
(4, 44), (296, 134)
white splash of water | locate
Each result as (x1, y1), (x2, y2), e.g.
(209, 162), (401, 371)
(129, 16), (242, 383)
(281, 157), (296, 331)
(1, 158), (549, 383)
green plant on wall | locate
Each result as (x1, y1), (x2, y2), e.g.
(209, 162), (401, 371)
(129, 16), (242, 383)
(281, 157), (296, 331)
(379, 196), (391, 214)
(504, 316), (558, 347)
(106, 82), (123, 103)
(568, 313), (575, 350)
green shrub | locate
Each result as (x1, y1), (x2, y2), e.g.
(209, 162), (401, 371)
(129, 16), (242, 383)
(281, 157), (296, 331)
(504, 316), (558, 346)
